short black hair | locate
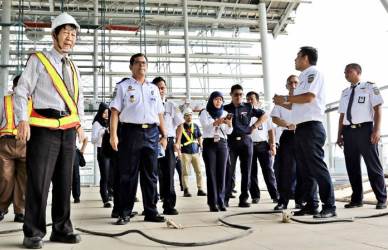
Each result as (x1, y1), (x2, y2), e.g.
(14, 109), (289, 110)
(345, 63), (362, 74)
(299, 46), (318, 66)
(286, 75), (298, 84)
(54, 24), (77, 37)
(152, 76), (166, 85)
(246, 91), (259, 101)
(130, 53), (148, 66)
(12, 75), (21, 89)
(230, 84), (243, 93)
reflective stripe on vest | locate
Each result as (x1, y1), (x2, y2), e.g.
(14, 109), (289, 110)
(29, 52), (80, 129)
(182, 123), (197, 146)
(0, 95), (32, 136)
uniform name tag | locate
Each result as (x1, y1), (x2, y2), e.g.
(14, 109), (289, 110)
(358, 96), (365, 103)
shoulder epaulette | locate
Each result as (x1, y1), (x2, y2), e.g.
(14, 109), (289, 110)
(116, 77), (129, 85)
(367, 81), (375, 85)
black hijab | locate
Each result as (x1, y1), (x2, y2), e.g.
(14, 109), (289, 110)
(206, 91), (224, 119)
(92, 102), (109, 127)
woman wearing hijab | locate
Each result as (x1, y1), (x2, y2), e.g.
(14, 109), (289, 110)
(91, 102), (112, 208)
(199, 91), (233, 212)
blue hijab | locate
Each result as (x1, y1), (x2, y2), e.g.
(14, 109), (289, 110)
(206, 91), (224, 119)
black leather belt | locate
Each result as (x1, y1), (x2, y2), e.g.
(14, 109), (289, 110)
(0, 135), (16, 139)
(296, 121), (321, 129)
(123, 123), (157, 129)
(253, 141), (267, 145)
(35, 109), (70, 119)
(344, 122), (372, 129)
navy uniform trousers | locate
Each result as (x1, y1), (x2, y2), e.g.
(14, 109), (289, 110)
(24, 127), (76, 238)
(202, 138), (228, 208)
(225, 136), (253, 203)
(343, 122), (387, 203)
(294, 121), (334, 210)
(158, 138), (177, 211)
(118, 123), (159, 218)
(249, 141), (279, 200)
(277, 130), (304, 207)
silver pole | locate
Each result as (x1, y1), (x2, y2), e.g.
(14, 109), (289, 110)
(183, 0), (191, 101)
(258, 2), (272, 105)
(0, 0), (11, 98)
(380, 0), (388, 14)
(93, 0), (99, 186)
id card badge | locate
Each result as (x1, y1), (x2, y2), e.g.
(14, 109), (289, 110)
(214, 126), (220, 142)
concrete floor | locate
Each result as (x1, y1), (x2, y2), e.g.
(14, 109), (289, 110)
(1, 182), (388, 250)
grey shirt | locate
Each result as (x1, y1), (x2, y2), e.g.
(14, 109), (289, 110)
(14, 48), (84, 125)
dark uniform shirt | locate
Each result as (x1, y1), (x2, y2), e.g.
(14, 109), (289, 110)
(181, 122), (202, 154)
(224, 102), (265, 137)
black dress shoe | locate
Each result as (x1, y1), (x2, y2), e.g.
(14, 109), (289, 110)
(23, 236), (43, 249)
(293, 206), (319, 216)
(115, 216), (130, 225)
(272, 198), (279, 204)
(274, 204), (286, 211)
(313, 209), (337, 219)
(183, 189), (192, 197)
(219, 206), (227, 212)
(344, 201), (363, 209)
(295, 203), (303, 209)
(74, 198), (80, 203)
(209, 206), (219, 212)
(14, 213), (24, 223)
(163, 208), (179, 215)
(229, 194), (236, 199)
(197, 190), (207, 196)
(50, 232), (81, 244)
(0, 210), (5, 221)
(376, 202), (387, 209)
(104, 202), (112, 208)
(251, 198), (260, 204)
(144, 214), (165, 222)
(238, 201), (250, 208)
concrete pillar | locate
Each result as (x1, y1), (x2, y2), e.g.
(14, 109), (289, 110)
(0, 0), (11, 98)
(258, 1), (272, 105)
(93, 0), (99, 186)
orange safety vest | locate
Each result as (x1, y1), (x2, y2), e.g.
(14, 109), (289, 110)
(0, 95), (32, 136)
(29, 51), (80, 129)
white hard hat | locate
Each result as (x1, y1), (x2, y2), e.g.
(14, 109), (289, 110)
(51, 12), (80, 32)
(183, 108), (193, 115)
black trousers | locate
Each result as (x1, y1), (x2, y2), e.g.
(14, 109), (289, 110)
(175, 157), (183, 190)
(111, 151), (120, 215)
(23, 127), (76, 238)
(277, 131), (304, 206)
(249, 141), (278, 200)
(226, 136), (253, 203)
(158, 138), (177, 211)
(97, 147), (110, 203)
(294, 121), (335, 210)
(118, 124), (159, 217)
(72, 150), (81, 201)
(343, 122), (387, 203)
(202, 138), (228, 208)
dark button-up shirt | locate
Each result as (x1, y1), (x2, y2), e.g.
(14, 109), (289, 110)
(224, 102), (265, 137)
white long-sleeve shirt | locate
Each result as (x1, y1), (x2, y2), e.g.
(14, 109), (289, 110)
(199, 110), (233, 139)
(91, 121), (106, 147)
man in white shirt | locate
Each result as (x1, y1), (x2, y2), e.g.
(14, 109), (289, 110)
(336, 63), (386, 209)
(273, 46), (336, 219)
(246, 91), (278, 204)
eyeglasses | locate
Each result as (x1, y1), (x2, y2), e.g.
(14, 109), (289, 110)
(133, 61), (147, 65)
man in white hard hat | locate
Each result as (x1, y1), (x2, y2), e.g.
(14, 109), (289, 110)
(14, 12), (85, 249)
(180, 108), (206, 197)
